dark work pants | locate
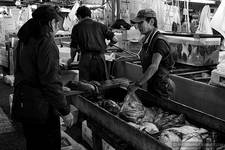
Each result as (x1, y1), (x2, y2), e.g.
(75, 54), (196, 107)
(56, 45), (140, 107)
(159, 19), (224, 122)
(79, 52), (109, 82)
(22, 111), (61, 150)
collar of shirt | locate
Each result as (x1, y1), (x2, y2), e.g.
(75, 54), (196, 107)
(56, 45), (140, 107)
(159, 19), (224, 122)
(78, 17), (92, 24)
(143, 28), (159, 45)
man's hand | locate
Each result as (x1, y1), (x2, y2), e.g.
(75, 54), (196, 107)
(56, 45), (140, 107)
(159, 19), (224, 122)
(67, 58), (74, 66)
(127, 82), (139, 93)
(112, 36), (118, 43)
(62, 112), (74, 128)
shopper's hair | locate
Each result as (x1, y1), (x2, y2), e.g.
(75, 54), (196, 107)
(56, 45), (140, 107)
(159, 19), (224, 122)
(18, 5), (62, 44)
(32, 5), (62, 26)
(76, 6), (91, 18)
(146, 17), (158, 28)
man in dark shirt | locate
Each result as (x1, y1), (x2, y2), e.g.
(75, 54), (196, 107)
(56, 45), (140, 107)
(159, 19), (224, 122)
(68, 6), (117, 81)
(129, 9), (175, 99)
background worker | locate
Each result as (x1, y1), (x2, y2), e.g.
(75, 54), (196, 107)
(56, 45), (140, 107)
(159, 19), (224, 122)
(67, 6), (117, 82)
(129, 9), (175, 99)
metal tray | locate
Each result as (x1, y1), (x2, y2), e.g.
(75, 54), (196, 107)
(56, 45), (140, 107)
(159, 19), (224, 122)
(71, 87), (225, 150)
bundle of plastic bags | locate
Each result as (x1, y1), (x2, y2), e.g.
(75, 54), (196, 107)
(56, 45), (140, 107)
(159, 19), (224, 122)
(119, 92), (145, 123)
(63, 2), (79, 31)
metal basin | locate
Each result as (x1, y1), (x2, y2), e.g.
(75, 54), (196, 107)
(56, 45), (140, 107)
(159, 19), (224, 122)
(71, 87), (225, 150)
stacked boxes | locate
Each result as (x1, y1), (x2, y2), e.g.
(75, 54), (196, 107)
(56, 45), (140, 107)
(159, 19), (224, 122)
(0, 18), (5, 43)
(210, 69), (225, 87)
(82, 120), (116, 150)
(61, 130), (87, 150)
(0, 45), (8, 68)
(82, 120), (93, 148)
(0, 41), (15, 75)
(102, 139), (115, 150)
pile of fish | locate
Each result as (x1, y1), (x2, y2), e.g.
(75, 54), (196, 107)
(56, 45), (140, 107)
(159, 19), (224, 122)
(96, 92), (225, 150)
(97, 100), (121, 115)
(67, 80), (101, 95)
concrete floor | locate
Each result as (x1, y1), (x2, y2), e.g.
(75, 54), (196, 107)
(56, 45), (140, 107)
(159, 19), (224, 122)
(0, 80), (26, 150)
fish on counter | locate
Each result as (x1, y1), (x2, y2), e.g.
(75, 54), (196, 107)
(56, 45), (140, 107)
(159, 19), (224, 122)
(127, 122), (141, 129)
(157, 114), (186, 130)
(167, 125), (208, 135)
(141, 106), (186, 130)
(97, 99), (121, 115)
(180, 133), (203, 150)
(160, 125), (208, 150)
(141, 107), (158, 123)
(67, 80), (98, 94)
(86, 86), (225, 150)
(159, 130), (182, 150)
(140, 122), (159, 135)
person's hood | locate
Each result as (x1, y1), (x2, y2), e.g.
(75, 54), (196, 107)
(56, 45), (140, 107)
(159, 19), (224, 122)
(17, 19), (34, 42)
(17, 19), (52, 43)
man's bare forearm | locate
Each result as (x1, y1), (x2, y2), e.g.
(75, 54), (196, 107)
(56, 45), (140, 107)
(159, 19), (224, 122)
(70, 47), (78, 60)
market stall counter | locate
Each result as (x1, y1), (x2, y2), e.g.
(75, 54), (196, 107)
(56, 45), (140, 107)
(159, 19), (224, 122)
(70, 83), (225, 150)
(112, 61), (225, 122)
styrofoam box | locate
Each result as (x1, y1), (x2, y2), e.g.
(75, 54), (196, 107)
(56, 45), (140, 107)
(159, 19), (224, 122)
(9, 94), (13, 116)
(58, 46), (70, 59)
(82, 121), (116, 150)
(210, 69), (225, 87)
(61, 130), (87, 150)
(82, 120), (93, 148)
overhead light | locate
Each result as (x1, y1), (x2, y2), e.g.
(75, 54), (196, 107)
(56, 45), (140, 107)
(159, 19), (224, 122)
(178, 0), (216, 4)
(31, 5), (37, 9)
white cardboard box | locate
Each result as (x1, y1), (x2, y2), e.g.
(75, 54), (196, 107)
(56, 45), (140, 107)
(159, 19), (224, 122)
(82, 120), (93, 148)
(61, 130), (87, 150)
(82, 121), (115, 150)
(102, 139), (115, 150)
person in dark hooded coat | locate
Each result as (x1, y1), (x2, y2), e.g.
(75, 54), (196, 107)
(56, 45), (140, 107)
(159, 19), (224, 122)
(12, 5), (74, 150)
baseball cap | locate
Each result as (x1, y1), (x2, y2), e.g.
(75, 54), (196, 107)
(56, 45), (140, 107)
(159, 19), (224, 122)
(131, 9), (156, 23)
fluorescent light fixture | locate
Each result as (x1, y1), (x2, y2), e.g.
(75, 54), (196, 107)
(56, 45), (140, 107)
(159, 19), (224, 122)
(178, 0), (216, 4)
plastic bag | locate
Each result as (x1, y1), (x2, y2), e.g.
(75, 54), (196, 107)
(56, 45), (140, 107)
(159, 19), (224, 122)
(196, 5), (213, 34)
(119, 92), (145, 123)
(63, 2), (79, 31)
(210, 0), (225, 38)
